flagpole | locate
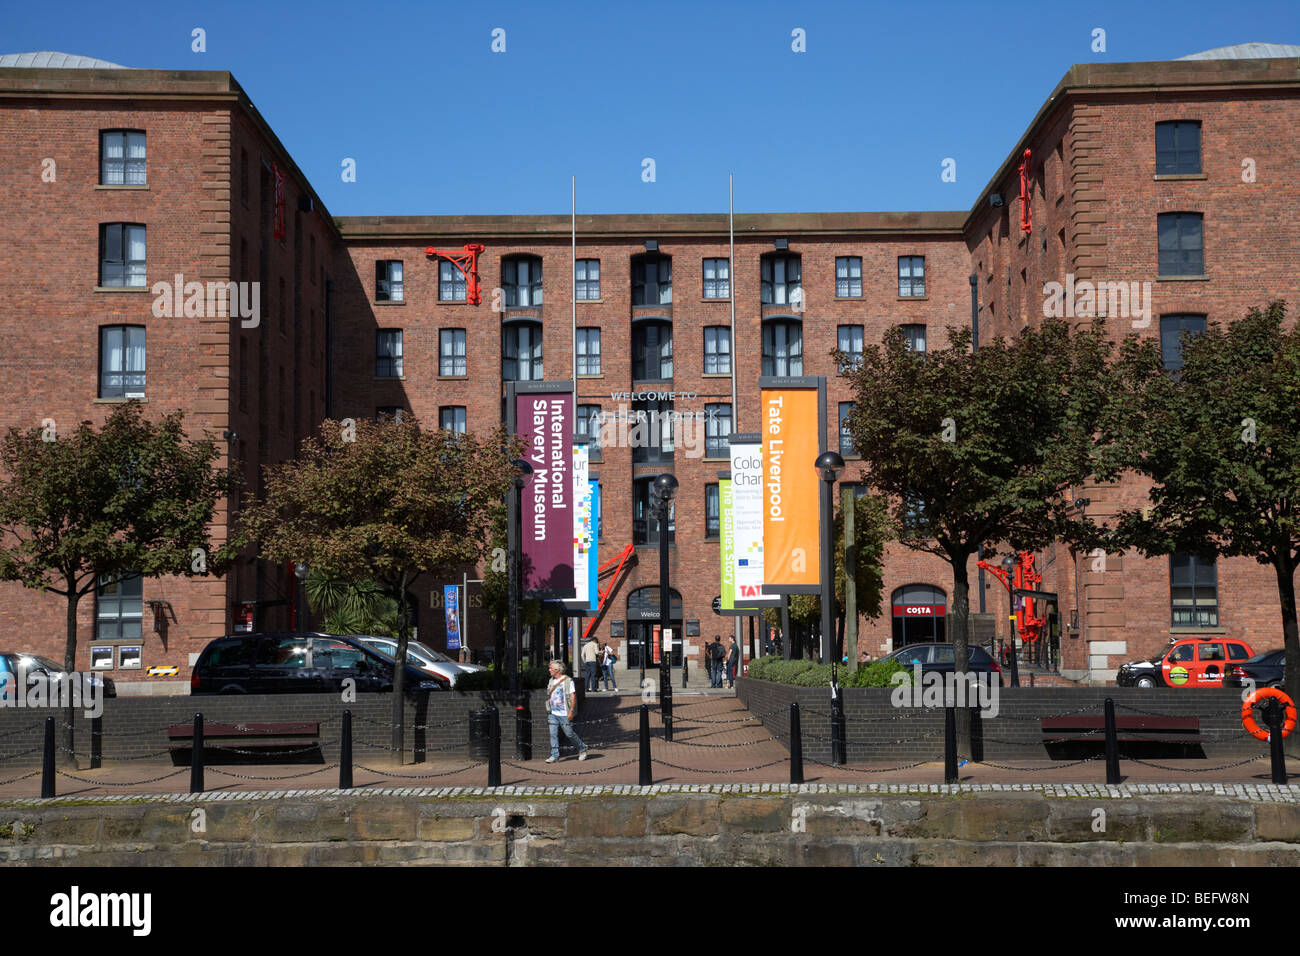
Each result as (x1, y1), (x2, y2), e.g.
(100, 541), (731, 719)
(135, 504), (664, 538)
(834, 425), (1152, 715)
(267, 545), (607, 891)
(729, 174), (743, 669)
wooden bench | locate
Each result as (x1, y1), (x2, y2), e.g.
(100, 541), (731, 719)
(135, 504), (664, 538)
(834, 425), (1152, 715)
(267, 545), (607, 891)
(167, 721), (321, 756)
(1041, 715), (1204, 745)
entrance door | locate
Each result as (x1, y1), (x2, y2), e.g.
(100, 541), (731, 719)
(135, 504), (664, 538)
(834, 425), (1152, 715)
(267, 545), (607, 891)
(627, 622), (683, 668)
(890, 584), (948, 649)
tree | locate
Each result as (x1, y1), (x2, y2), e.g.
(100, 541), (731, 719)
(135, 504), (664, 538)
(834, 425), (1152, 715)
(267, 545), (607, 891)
(304, 568), (403, 638)
(1103, 302), (1300, 708)
(842, 321), (1112, 753)
(239, 415), (521, 761)
(0, 403), (236, 763)
(762, 492), (890, 660)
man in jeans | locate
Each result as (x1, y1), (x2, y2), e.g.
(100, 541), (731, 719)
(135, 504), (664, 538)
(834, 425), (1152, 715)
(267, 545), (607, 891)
(545, 660), (588, 763)
(581, 638), (601, 691)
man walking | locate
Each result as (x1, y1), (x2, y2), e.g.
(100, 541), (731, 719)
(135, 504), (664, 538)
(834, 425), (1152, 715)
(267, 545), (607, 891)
(545, 660), (588, 763)
(581, 637), (600, 692)
(726, 636), (740, 688)
(709, 636), (725, 688)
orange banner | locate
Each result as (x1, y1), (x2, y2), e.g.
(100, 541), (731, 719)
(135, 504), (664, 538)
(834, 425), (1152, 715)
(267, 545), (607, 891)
(761, 387), (821, 589)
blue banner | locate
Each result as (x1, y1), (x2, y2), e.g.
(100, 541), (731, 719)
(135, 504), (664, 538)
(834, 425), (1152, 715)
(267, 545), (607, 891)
(444, 584), (461, 651)
(588, 480), (600, 611)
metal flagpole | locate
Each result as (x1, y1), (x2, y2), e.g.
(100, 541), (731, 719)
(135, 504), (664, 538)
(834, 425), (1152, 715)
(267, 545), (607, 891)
(729, 175), (742, 673)
(572, 176), (577, 404)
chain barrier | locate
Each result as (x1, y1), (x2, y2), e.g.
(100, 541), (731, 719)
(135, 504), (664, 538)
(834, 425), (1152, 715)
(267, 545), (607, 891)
(501, 759), (638, 776)
(972, 755), (1106, 771)
(353, 762), (483, 779)
(1128, 754), (1269, 773)
(0, 746), (45, 763)
(208, 744), (323, 758)
(208, 764), (340, 782)
(55, 768), (189, 786)
(652, 757), (790, 774)
(659, 735), (781, 749)
(0, 769), (40, 787)
(0, 722), (46, 740)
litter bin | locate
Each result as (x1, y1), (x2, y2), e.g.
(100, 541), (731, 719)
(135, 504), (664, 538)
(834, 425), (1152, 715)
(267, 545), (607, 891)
(468, 708), (494, 760)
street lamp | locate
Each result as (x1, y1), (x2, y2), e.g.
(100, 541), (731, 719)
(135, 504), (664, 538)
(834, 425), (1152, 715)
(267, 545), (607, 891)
(815, 451), (845, 666)
(654, 472), (678, 741)
(506, 457), (533, 698)
(1000, 554), (1020, 687)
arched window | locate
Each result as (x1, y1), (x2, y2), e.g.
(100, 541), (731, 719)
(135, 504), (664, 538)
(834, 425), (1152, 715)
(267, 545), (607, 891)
(632, 254), (672, 306)
(632, 317), (673, 380)
(502, 319), (543, 381)
(761, 318), (802, 376)
(503, 255), (543, 307)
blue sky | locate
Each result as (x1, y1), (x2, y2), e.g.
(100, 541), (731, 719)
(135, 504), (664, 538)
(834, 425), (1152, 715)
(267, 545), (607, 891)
(7, 0), (1297, 216)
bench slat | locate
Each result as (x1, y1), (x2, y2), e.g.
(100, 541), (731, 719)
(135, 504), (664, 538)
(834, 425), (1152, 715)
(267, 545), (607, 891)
(168, 722), (319, 739)
(1041, 716), (1198, 732)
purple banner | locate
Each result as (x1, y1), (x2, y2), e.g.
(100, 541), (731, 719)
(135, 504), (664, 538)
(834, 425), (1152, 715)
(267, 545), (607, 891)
(517, 391), (575, 597)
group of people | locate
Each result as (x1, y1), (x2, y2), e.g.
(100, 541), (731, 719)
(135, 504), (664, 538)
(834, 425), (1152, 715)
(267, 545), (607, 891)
(704, 635), (740, 689)
(580, 637), (618, 692)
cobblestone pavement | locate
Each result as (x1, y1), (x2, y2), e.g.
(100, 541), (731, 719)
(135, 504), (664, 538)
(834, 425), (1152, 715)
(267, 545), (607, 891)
(1, 697), (1294, 801)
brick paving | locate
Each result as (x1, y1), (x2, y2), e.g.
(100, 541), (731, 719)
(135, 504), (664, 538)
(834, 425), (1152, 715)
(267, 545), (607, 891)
(1, 696), (1294, 801)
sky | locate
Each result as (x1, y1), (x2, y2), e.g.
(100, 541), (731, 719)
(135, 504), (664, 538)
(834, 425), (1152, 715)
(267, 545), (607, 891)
(6, 0), (1298, 217)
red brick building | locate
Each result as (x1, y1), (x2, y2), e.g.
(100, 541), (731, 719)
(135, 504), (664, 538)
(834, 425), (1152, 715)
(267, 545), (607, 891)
(0, 46), (1296, 691)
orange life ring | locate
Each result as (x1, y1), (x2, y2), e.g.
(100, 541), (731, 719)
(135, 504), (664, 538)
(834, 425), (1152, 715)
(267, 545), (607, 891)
(1241, 687), (1297, 741)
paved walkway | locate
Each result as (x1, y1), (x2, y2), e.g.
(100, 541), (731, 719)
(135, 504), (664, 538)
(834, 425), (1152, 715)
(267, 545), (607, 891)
(1, 697), (1293, 800)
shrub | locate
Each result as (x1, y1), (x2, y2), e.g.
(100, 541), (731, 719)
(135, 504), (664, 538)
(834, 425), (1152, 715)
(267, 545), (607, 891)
(746, 655), (908, 688)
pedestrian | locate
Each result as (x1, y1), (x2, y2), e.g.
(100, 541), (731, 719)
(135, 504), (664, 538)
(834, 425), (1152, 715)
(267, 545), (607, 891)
(581, 637), (600, 691)
(703, 643), (714, 686)
(726, 636), (740, 688)
(545, 660), (588, 763)
(709, 636), (725, 688)
(601, 642), (618, 691)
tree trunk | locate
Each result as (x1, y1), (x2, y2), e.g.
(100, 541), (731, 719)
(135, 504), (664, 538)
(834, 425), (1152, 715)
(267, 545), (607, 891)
(1276, 553), (1299, 757)
(391, 571), (410, 764)
(63, 584), (80, 767)
(950, 553), (972, 760)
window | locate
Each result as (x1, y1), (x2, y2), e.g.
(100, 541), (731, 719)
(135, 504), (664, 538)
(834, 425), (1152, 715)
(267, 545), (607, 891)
(632, 321), (673, 380)
(633, 477), (675, 546)
(835, 257), (862, 297)
(705, 404), (732, 458)
(576, 327), (602, 375)
(839, 402), (856, 456)
(1158, 213), (1204, 276)
(703, 326), (731, 374)
(901, 324), (927, 353)
(576, 259), (600, 300)
(376, 406), (405, 422)
(631, 399), (673, 463)
(96, 571), (142, 641)
(898, 256), (925, 297)
(632, 254), (672, 306)
(762, 320), (802, 376)
(902, 492), (928, 534)
(502, 322), (543, 381)
(439, 328), (466, 375)
(1156, 121), (1202, 175)
(837, 325), (864, 371)
(375, 260), (403, 302)
(761, 254), (802, 306)
(439, 261), (467, 301)
(703, 258), (731, 299)
(705, 484), (720, 539)
(1171, 554), (1218, 627)
(376, 330), (403, 378)
(577, 404), (604, 459)
(99, 326), (146, 398)
(100, 130), (146, 185)
(503, 256), (543, 307)
(439, 406), (467, 434)
(99, 223), (146, 287)
(1160, 314), (1206, 371)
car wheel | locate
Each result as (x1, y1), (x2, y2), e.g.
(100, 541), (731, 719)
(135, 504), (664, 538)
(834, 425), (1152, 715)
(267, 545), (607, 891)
(1135, 676), (1156, 689)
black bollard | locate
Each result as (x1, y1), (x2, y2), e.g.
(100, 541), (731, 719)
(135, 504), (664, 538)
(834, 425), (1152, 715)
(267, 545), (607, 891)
(1103, 697), (1121, 784)
(944, 706), (957, 783)
(1009, 643), (1021, 688)
(40, 716), (55, 799)
(189, 713), (205, 795)
(789, 702), (804, 785)
(830, 683), (846, 766)
(339, 710), (353, 790)
(1028, 672), (1035, 688)
(515, 694), (532, 761)
(488, 705), (502, 788)
(682, 658), (688, 690)
(1266, 700), (1288, 786)
(661, 669), (673, 742)
(639, 704), (653, 785)
(90, 714), (102, 771)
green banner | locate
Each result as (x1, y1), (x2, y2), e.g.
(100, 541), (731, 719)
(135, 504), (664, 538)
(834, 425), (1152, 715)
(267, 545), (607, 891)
(720, 478), (734, 610)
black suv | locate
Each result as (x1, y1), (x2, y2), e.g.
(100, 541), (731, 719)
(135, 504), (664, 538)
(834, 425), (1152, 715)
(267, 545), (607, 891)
(879, 642), (1004, 685)
(190, 633), (449, 695)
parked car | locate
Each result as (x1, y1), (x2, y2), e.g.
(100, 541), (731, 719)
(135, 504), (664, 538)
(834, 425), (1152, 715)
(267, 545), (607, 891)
(190, 632), (449, 695)
(1116, 636), (1254, 688)
(0, 652), (116, 699)
(878, 642), (1003, 686)
(354, 635), (485, 688)
(1222, 648), (1285, 690)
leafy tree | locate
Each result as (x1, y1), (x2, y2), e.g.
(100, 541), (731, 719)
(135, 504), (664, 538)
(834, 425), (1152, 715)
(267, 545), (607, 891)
(304, 568), (403, 637)
(841, 321), (1112, 753)
(1103, 302), (1300, 708)
(239, 415), (520, 761)
(0, 403), (236, 762)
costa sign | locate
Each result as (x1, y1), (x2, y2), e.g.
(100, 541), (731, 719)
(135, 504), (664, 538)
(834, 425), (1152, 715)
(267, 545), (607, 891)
(893, 604), (946, 617)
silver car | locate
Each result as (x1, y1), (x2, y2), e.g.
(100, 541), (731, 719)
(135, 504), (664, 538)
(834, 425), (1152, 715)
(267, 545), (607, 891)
(355, 636), (484, 688)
